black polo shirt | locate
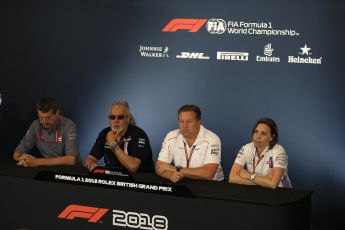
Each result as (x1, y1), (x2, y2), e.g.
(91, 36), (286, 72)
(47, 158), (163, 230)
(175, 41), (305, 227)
(90, 125), (154, 173)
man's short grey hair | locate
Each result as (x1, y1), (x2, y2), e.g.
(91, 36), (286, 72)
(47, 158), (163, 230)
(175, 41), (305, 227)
(111, 100), (136, 125)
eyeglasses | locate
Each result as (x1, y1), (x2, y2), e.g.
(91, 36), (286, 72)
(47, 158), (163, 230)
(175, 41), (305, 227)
(108, 115), (128, 120)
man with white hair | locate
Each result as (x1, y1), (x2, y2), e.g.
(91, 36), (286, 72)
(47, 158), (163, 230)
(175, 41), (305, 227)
(85, 100), (154, 173)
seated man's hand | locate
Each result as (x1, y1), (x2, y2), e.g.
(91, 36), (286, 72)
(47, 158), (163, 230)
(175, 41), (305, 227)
(156, 163), (175, 175)
(17, 154), (41, 167)
(85, 155), (98, 172)
(17, 158), (27, 167)
(106, 130), (122, 144)
(85, 162), (98, 172)
(167, 170), (184, 183)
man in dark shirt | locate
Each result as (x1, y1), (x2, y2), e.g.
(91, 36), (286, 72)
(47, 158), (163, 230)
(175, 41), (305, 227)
(85, 100), (154, 173)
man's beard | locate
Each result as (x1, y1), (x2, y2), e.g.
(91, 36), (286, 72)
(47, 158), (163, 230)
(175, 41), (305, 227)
(42, 123), (53, 129)
(111, 126), (124, 133)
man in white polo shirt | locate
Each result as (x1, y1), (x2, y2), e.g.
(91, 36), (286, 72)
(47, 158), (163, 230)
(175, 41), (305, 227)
(155, 104), (224, 183)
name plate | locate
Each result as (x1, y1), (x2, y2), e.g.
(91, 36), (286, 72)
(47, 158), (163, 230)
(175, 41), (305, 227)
(35, 170), (194, 197)
(90, 166), (135, 181)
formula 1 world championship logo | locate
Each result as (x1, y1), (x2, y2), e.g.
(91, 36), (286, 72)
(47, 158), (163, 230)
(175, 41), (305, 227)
(162, 18), (207, 32)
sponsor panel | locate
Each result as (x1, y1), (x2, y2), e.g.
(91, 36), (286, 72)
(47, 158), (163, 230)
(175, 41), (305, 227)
(176, 52), (210, 60)
(217, 52), (249, 61)
(139, 45), (169, 58)
(159, 18), (322, 65)
(288, 44), (322, 64)
(256, 43), (280, 63)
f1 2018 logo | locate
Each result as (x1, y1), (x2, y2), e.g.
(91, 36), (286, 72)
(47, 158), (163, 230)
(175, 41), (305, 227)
(58, 204), (108, 223)
(58, 204), (169, 229)
(162, 18), (207, 32)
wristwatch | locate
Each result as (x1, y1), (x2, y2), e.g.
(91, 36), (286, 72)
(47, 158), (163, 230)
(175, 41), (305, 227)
(250, 173), (257, 181)
(176, 166), (182, 172)
(105, 141), (117, 151)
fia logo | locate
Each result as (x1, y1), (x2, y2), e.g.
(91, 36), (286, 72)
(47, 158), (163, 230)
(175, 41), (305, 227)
(206, 18), (227, 34)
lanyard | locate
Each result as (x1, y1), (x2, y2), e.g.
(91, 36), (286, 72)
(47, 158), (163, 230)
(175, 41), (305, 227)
(252, 154), (265, 173)
(38, 119), (62, 143)
(183, 142), (196, 168)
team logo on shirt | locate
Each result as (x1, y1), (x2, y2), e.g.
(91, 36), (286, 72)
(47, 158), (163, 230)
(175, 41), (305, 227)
(276, 153), (287, 167)
(266, 157), (273, 168)
(237, 147), (244, 158)
(123, 137), (132, 142)
(138, 138), (146, 147)
(211, 149), (219, 156)
(68, 133), (78, 140)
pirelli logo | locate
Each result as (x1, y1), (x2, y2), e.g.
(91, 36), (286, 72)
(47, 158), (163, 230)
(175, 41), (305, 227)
(162, 18), (207, 32)
(58, 204), (109, 223)
(217, 52), (249, 61)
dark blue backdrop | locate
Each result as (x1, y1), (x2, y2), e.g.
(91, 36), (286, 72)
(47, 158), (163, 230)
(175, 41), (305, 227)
(1, 0), (344, 227)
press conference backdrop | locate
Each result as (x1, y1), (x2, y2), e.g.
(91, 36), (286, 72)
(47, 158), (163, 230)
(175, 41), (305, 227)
(0, 0), (344, 227)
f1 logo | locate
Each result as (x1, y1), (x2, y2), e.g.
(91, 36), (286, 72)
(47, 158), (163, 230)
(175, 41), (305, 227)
(162, 18), (207, 32)
(58, 204), (109, 223)
(93, 169), (106, 174)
